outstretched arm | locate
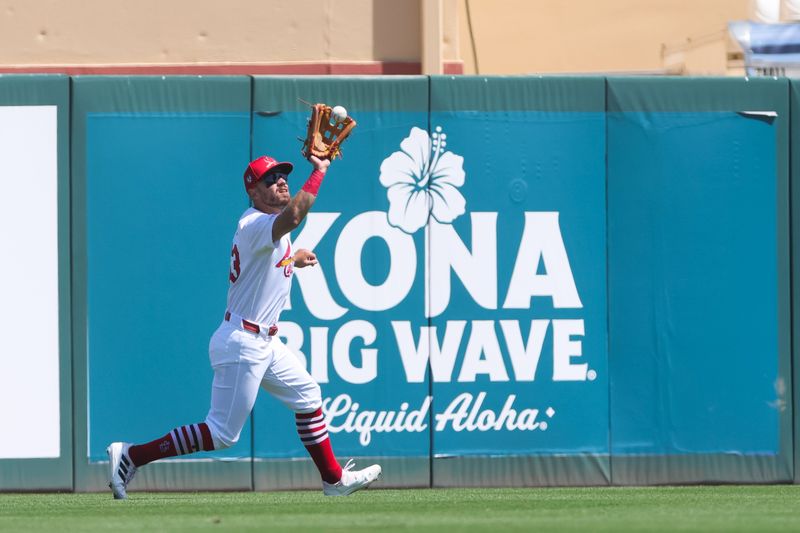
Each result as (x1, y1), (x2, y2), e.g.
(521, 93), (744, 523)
(272, 156), (330, 242)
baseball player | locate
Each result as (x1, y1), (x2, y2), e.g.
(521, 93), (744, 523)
(106, 154), (381, 499)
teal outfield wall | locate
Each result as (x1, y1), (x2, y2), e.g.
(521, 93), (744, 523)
(0, 75), (795, 490)
(0, 76), (72, 490)
(607, 78), (792, 484)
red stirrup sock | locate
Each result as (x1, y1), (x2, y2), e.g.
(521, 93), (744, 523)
(128, 422), (215, 467)
(296, 408), (342, 483)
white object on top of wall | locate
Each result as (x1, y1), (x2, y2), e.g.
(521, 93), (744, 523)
(751, 0), (781, 22)
(781, 0), (800, 21)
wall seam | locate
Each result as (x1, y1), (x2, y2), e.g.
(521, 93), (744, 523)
(426, 74), (434, 489)
(789, 80), (797, 484)
(249, 74), (256, 492)
(604, 76), (614, 486)
(68, 75), (76, 493)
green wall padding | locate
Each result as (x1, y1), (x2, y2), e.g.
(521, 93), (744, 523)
(429, 76), (609, 486)
(607, 77), (792, 484)
(1, 74), (797, 491)
(71, 76), (254, 491)
(250, 76), (431, 489)
(0, 75), (72, 490)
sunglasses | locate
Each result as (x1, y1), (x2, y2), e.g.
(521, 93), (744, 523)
(261, 172), (288, 186)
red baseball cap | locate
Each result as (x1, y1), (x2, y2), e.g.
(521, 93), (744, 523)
(243, 155), (294, 191)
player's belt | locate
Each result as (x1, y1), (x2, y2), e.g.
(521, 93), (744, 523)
(224, 311), (279, 337)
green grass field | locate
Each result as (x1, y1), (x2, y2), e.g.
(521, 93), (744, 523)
(1, 486), (799, 532)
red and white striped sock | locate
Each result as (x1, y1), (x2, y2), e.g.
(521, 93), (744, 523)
(128, 422), (214, 467)
(296, 408), (342, 484)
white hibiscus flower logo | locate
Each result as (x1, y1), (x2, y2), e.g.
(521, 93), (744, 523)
(379, 126), (466, 234)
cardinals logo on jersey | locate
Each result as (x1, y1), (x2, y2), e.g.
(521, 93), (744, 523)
(275, 244), (294, 278)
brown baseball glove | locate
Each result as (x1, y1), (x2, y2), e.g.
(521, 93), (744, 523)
(301, 103), (357, 160)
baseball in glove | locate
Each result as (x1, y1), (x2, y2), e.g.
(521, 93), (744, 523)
(301, 103), (357, 160)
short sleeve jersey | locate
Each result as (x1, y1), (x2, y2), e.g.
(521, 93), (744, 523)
(226, 208), (294, 326)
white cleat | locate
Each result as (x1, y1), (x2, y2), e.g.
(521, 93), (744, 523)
(106, 442), (137, 500)
(322, 459), (382, 497)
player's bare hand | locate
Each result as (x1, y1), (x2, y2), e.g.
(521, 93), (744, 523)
(293, 249), (318, 268)
(309, 155), (331, 174)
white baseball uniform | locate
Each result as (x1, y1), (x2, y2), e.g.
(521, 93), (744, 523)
(204, 207), (321, 450)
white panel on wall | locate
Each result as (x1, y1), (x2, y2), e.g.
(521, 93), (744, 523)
(0, 105), (60, 459)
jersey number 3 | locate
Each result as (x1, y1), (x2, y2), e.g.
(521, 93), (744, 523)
(229, 244), (241, 282)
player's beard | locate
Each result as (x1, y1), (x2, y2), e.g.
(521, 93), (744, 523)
(274, 186), (290, 207)
(253, 191), (290, 213)
(273, 193), (290, 208)
(264, 188), (290, 209)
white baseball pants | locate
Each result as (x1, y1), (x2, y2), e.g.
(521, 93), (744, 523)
(204, 319), (321, 449)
